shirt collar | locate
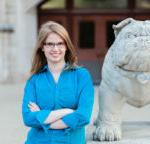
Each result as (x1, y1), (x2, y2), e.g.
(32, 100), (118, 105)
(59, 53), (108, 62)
(64, 63), (78, 70)
(39, 65), (48, 73)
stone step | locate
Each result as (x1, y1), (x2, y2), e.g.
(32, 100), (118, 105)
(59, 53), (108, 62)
(86, 122), (150, 144)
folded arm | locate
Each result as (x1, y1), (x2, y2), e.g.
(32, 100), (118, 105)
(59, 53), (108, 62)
(44, 108), (74, 124)
(22, 78), (74, 131)
(28, 102), (73, 129)
(48, 70), (94, 130)
(61, 69), (94, 131)
(22, 79), (44, 128)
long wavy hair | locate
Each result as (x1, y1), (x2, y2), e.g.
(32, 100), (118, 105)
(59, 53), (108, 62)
(31, 21), (77, 74)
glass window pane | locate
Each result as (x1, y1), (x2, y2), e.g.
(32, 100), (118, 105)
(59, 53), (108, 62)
(40, 0), (65, 9)
(79, 21), (95, 49)
(136, 0), (150, 9)
(106, 20), (120, 48)
(75, 0), (127, 9)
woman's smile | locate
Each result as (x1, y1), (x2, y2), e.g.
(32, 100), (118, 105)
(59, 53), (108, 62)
(49, 52), (61, 57)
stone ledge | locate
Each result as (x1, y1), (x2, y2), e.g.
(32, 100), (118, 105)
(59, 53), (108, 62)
(87, 139), (150, 144)
(86, 122), (150, 144)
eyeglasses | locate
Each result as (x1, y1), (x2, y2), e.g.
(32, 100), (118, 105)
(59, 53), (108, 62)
(44, 42), (65, 49)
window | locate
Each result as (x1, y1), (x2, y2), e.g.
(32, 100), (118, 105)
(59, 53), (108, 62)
(79, 21), (95, 49)
(106, 20), (120, 48)
(136, 0), (150, 9)
(75, 0), (127, 9)
(40, 0), (65, 9)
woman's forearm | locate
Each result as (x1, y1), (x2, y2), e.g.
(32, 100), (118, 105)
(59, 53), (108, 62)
(50, 119), (68, 129)
(44, 108), (73, 124)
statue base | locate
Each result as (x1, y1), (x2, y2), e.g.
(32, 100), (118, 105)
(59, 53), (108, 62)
(86, 122), (150, 144)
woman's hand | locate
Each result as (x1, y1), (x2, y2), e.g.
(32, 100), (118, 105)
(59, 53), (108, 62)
(28, 102), (40, 112)
(65, 108), (74, 114)
(44, 108), (74, 124)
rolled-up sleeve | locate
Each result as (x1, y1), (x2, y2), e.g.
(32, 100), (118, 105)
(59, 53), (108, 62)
(22, 77), (51, 132)
(62, 69), (94, 130)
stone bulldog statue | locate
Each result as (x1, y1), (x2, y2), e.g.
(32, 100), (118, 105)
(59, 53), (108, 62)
(93, 18), (150, 141)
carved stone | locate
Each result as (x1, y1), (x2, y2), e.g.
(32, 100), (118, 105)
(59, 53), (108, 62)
(93, 18), (150, 141)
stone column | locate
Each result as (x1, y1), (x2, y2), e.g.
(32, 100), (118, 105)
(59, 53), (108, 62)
(0, 0), (15, 83)
(14, 0), (41, 82)
(0, 0), (42, 83)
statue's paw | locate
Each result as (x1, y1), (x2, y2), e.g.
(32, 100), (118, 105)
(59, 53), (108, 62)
(93, 124), (121, 141)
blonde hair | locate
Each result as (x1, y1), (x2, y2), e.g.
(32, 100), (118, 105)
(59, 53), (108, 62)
(31, 21), (77, 74)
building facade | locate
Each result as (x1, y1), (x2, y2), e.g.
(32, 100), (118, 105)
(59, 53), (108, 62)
(0, 0), (41, 83)
(0, 0), (150, 84)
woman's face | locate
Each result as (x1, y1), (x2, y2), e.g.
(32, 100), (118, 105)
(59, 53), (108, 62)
(43, 32), (67, 64)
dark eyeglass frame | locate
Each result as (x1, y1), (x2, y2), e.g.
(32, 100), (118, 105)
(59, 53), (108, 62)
(44, 42), (65, 49)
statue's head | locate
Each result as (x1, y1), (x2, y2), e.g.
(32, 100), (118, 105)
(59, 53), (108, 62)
(111, 18), (150, 72)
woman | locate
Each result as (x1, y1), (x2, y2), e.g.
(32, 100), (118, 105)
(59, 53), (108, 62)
(22, 21), (94, 144)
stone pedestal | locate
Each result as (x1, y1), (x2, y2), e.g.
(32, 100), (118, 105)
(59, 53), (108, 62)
(86, 122), (150, 144)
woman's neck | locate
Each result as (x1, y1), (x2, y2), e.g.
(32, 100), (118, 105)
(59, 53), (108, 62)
(48, 61), (66, 74)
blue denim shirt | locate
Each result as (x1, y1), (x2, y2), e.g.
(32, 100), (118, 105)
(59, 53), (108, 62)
(22, 65), (94, 144)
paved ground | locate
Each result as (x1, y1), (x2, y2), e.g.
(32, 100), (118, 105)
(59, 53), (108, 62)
(0, 83), (28, 144)
(0, 83), (150, 144)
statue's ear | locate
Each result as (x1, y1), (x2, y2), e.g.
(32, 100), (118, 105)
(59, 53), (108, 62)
(112, 18), (135, 37)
